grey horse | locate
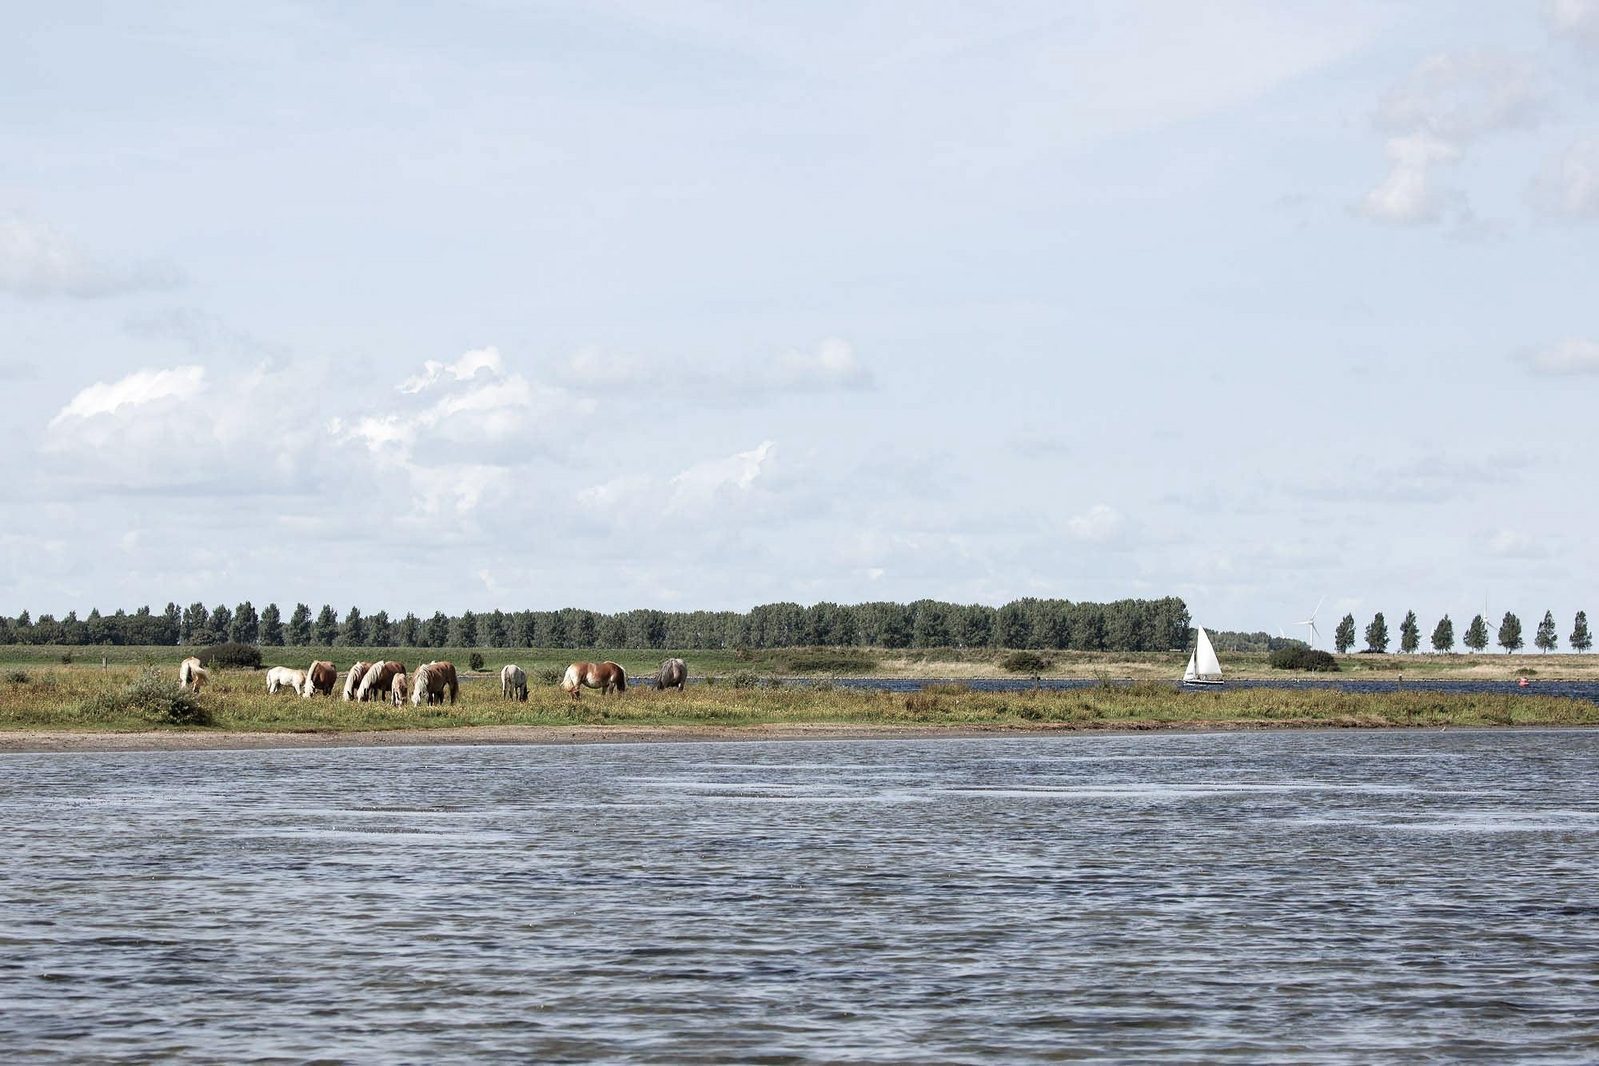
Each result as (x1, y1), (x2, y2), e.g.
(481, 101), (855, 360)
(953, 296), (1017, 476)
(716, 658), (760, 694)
(655, 658), (687, 691)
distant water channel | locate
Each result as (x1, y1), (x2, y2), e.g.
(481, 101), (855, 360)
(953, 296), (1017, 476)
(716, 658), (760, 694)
(3, 731), (1598, 1062)
(825, 677), (1599, 703)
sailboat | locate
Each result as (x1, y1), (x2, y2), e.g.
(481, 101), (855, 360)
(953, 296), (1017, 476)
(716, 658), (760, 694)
(1182, 626), (1224, 687)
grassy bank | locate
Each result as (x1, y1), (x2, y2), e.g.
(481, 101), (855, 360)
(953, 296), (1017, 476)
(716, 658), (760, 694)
(2, 665), (1596, 736)
(3, 645), (1596, 681)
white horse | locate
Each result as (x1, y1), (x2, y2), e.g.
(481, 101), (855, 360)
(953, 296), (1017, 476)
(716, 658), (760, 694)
(266, 666), (306, 695)
(391, 672), (409, 706)
(178, 656), (203, 689)
(501, 664), (527, 701)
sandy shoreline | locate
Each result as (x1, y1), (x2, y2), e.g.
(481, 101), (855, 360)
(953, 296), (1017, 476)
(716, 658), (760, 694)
(4, 720), (1591, 754)
(0, 722), (1089, 754)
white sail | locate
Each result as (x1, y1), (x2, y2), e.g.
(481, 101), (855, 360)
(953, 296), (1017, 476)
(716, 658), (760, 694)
(1183, 626), (1224, 684)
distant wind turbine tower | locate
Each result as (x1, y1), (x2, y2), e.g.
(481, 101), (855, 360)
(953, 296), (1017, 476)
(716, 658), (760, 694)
(1295, 597), (1324, 648)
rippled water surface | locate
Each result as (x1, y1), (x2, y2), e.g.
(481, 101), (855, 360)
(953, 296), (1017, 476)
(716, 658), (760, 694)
(3, 731), (1598, 1062)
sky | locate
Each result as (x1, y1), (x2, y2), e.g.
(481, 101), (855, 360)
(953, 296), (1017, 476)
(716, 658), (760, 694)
(2, 1), (1597, 639)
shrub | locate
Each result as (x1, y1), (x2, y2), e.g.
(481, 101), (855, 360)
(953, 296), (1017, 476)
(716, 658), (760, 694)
(1001, 651), (1051, 673)
(537, 667), (562, 686)
(60, 651), (74, 664)
(80, 671), (211, 726)
(1268, 646), (1340, 672)
(6, 669), (29, 684)
(701, 675), (718, 687)
(199, 642), (262, 669)
(729, 671), (759, 689)
(468, 652), (486, 672)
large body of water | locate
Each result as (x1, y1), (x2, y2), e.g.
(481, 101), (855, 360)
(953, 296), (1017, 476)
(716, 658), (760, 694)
(3, 731), (1597, 1062)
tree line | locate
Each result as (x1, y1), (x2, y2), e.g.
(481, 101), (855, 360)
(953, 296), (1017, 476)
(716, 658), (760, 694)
(1332, 610), (1593, 654)
(0, 596), (1192, 653)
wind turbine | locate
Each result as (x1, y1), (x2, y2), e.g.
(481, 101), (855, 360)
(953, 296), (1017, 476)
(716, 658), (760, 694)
(1295, 597), (1324, 648)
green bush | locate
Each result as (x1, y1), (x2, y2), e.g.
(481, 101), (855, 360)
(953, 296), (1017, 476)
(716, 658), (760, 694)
(468, 652), (486, 672)
(537, 667), (562, 685)
(199, 642), (262, 669)
(1001, 651), (1051, 673)
(79, 671), (212, 726)
(1268, 646), (1340, 672)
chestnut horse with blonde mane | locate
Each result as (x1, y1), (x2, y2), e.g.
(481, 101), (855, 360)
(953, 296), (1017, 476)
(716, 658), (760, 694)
(355, 661), (406, 703)
(303, 661), (337, 697)
(561, 661), (627, 699)
(411, 661), (459, 705)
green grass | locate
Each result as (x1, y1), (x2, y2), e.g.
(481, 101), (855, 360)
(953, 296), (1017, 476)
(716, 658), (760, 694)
(2, 666), (1596, 735)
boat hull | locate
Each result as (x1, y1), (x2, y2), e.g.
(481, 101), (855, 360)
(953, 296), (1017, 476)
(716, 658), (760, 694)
(1181, 678), (1225, 687)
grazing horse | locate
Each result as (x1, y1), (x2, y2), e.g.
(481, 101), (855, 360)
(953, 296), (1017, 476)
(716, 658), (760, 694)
(343, 661), (374, 701)
(356, 661), (406, 702)
(303, 660), (337, 697)
(561, 661), (627, 699)
(501, 664), (528, 701)
(655, 658), (687, 691)
(390, 673), (409, 706)
(178, 656), (203, 689)
(266, 666), (306, 695)
(411, 661), (459, 706)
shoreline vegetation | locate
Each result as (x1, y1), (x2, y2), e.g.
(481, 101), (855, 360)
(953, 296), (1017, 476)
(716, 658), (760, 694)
(3, 647), (1597, 751)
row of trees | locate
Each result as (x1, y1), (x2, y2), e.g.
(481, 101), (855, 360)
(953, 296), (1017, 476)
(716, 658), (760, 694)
(1332, 611), (1593, 654)
(0, 597), (1192, 652)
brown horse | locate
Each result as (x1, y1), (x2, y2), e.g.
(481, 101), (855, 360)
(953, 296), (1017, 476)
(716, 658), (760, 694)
(655, 658), (687, 691)
(303, 660), (337, 697)
(561, 660), (627, 699)
(412, 661), (459, 705)
(356, 661), (406, 702)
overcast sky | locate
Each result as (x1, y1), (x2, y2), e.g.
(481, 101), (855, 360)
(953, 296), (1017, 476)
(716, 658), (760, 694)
(3, 1), (1597, 637)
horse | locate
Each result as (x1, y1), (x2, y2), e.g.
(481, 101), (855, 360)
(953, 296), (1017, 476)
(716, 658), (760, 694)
(356, 661), (406, 702)
(343, 661), (375, 701)
(266, 666), (306, 695)
(655, 658), (687, 691)
(391, 673), (409, 706)
(561, 661), (626, 699)
(412, 661), (459, 705)
(303, 660), (337, 697)
(501, 664), (528, 701)
(178, 656), (203, 689)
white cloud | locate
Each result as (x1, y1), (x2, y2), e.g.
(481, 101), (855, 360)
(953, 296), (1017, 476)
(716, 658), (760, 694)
(578, 440), (778, 526)
(1531, 136), (1599, 218)
(1486, 529), (1548, 559)
(0, 217), (180, 298)
(399, 345), (504, 393)
(1520, 338), (1599, 375)
(1547, 0), (1599, 47)
(48, 366), (205, 426)
(1065, 503), (1124, 542)
(1361, 52), (1541, 226)
(42, 361), (327, 495)
(1361, 134), (1462, 224)
(669, 440), (775, 509)
(775, 338), (873, 391)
